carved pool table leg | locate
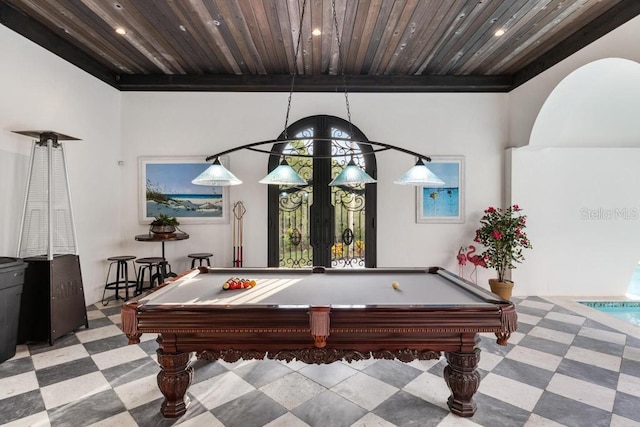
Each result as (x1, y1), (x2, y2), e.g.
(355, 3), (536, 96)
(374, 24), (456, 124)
(157, 349), (193, 418)
(444, 349), (480, 417)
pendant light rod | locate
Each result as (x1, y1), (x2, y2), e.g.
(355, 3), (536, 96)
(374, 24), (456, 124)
(205, 137), (432, 163)
(282, 0), (307, 140)
(331, 0), (353, 137)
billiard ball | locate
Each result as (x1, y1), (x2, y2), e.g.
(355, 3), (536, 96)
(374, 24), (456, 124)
(391, 281), (400, 290)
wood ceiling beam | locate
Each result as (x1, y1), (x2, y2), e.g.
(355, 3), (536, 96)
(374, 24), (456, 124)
(115, 73), (513, 92)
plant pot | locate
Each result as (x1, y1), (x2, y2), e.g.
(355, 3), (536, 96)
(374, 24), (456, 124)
(150, 225), (176, 236)
(489, 279), (514, 300)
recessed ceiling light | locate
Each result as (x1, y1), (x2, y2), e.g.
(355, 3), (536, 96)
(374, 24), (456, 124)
(312, 28), (321, 36)
(494, 29), (506, 37)
(115, 27), (127, 35)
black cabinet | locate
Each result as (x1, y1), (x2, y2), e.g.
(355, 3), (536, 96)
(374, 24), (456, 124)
(0, 257), (27, 362)
(18, 254), (88, 345)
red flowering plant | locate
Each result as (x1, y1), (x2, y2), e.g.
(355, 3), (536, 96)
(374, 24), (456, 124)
(474, 204), (532, 282)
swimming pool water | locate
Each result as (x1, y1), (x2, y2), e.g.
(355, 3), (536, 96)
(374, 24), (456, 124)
(580, 301), (640, 326)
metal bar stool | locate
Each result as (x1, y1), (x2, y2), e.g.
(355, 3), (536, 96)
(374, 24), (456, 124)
(135, 257), (165, 295)
(188, 253), (213, 268)
(101, 256), (137, 305)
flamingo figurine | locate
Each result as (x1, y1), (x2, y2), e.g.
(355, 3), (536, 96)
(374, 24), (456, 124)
(466, 245), (487, 284)
(456, 246), (467, 277)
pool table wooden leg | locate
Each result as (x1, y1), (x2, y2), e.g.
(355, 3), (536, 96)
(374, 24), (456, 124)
(157, 350), (193, 418)
(444, 349), (480, 417)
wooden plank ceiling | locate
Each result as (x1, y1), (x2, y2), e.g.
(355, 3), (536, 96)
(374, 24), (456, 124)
(1, 0), (639, 92)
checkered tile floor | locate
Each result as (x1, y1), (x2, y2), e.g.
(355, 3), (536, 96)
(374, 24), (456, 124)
(1, 296), (640, 427)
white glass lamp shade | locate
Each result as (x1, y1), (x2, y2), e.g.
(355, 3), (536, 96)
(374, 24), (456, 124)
(192, 158), (242, 186)
(259, 158), (307, 186)
(329, 158), (377, 187)
(394, 159), (445, 186)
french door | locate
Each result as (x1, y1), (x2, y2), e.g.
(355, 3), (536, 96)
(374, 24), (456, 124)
(267, 115), (377, 268)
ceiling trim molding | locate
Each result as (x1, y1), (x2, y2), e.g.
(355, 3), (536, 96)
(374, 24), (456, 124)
(115, 74), (514, 93)
(0, 1), (118, 88)
(512, 0), (640, 89)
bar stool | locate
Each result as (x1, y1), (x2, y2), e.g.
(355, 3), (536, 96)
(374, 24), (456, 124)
(135, 257), (165, 295)
(101, 256), (137, 305)
(159, 259), (174, 278)
(188, 253), (213, 268)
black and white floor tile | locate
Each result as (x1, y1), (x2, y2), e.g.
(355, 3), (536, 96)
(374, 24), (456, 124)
(1, 296), (640, 427)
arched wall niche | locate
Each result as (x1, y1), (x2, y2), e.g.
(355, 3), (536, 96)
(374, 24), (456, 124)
(509, 58), (640, 297)
(529, 57), (640, 147)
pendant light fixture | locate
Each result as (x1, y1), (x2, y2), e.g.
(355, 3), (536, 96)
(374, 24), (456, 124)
(198, 0), (443, 189)
(261, 0), (375, 187)
(394, 158), (445, 186)
(257, 0), (308, 187)
(329, 158), (377, 187)
(258, 157), (307, 186)
(327, 0), (376, 187)
(192, 157), (242, 186)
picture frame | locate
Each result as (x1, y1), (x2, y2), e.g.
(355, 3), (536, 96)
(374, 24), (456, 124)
(139, 156), (230, 224)
(416, 156), (465, 224)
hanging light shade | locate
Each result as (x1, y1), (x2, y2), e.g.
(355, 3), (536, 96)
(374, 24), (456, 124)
(259, 158), (307, 186)
(394, 158), (445, 186)
(329, 158), (377, 187)
(192, 157), (242, 186)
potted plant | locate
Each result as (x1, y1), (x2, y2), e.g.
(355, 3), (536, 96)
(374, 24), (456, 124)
(474, 204), (532, 300)
(150, 214), (179, 235)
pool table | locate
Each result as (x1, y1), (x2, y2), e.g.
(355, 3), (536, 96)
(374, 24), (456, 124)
(121, 266), (516, 418)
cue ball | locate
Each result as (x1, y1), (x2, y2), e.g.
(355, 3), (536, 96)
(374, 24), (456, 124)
(391, 281), (400, 289)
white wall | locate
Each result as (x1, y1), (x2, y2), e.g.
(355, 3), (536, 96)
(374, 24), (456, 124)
(0, 25), (122, 304)
(529, 58), (640, 147)
(508, 29), (640, 297)
(121, 91), (508, 284)
(510, 147), (640, 296)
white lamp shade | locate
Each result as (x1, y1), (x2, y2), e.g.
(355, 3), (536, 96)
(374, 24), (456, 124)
(258, 158), (307, 186)
(329, 158), (377, 187)
(394, 159), (445, 186)
(192, 158), (242, 186)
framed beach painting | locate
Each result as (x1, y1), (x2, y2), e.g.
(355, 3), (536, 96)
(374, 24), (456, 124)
(139, 156), (230, 224)
(416, 156), (464, 224)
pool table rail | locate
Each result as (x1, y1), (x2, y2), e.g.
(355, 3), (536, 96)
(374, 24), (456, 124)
(122, 302), (515, 350)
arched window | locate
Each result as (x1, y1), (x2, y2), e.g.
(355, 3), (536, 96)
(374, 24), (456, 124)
(267, 115), (377, 268)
